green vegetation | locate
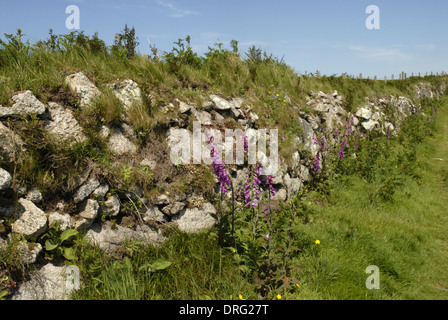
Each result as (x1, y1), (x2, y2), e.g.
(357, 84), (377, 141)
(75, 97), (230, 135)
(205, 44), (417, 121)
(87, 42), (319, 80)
(1, 27), (448, 300)
(68, 96), (448, 301)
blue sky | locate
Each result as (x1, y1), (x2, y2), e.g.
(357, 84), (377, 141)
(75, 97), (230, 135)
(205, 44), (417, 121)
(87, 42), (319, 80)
(1, 0), (447, 78)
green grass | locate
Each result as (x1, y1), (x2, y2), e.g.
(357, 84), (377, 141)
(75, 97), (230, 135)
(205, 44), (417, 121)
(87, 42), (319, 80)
(285, 96), (448, 299)
(71, 230), (255, 300)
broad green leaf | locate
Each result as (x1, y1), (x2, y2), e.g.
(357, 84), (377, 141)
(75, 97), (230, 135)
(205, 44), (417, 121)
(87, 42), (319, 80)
(0, 290), (8, 300)
(45, 239), (58, 251)
(63, 247), (76, 261)
(150, 258), (172, 271)
(60, 229), (78, 243)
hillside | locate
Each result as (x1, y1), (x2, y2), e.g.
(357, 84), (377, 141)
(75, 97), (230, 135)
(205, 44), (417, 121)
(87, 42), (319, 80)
(1, 29), (448, 300)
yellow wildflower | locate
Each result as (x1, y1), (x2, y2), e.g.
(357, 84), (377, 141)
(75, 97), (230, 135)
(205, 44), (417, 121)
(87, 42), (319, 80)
(276, 294), (282, 300)
(315, 240), (321, 245)
(238, 294), (245, 300)
(276, 94), (279, 97)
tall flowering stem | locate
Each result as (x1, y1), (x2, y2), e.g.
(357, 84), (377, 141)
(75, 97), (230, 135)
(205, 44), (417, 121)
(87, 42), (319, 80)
(313, 136), (326, 172)
(209, 136), (231, 193)
(208, 134), (235, 239)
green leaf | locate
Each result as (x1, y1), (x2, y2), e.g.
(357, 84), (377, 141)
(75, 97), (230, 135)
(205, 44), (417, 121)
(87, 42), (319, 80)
(60, 229), (78, 243)
(63, 247), (76, 261)
(45, 239), (58, 251)
(0, 290), (8, 300)
(150, 258), (172, 271)
(238, 265), (250, 274)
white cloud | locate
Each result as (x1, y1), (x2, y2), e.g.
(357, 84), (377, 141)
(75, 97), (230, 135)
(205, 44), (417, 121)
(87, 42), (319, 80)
(239, 40), (271, 48)
(155, 0), (198, 18)
(349, 45), (411, 63)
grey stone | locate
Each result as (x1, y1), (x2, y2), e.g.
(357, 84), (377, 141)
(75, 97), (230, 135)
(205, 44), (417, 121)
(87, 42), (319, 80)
(102, 195), (120, 217)
(249, 112), (259, 122)
(284, 174), (302, 198)
(273, 189), (287, 201)
(78, 199), (99, 220)
(108, 128), (137, 155)
(212, 111), (225, 121)
(356, 107), (372, 120)
(0, 119), (26, 163)
(191, 107), (212, 125)
(12, 263), (73, 300)
(86, 222), (165, 253)
(17, 242), (42, 265)
(209, 95), (232, 110)
(120, 123), (135, 137)
(99, 125), (110, 138)
(65, 72), (101, 109)
(93, 184), (110, 199)
(229, 107), (242, 119)
(107, 79), (143, 111)
(230, 97), (243, 109)
(0, 167), (12, 191)
(271, 174), (284, 185)
(75, 199), (99, 231)
(73, 178), (100, 203)
(299, 165), (310, 182)
(178, 100), (192, 113)
(361, 119), (379, 132)
(161, 202), (186, 216)
(140, 157), (157, 170)
(48, 212), (73, 232)
(238, 119), (248, 127)
(371, 112), (381, 121)
(43, 102), (86, 144)
(11, 199), (48, 239)
(172, 202), (217, 233)
(25, 188), (42, 204)
(0, 238), (7, 250)
(155, 194), (170, 205)
(314, 103), (330, 113)
(384, 121), (395, 131)
(142, 205), (167, 223)
(298, 118), (319, 155)
(0, 91), (46, 117)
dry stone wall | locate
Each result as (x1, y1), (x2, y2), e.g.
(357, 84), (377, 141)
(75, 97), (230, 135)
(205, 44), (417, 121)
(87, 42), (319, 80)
(0, 72), (445, 299)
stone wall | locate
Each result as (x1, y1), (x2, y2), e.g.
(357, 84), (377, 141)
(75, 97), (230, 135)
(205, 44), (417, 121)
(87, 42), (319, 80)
(0, 72), (445, 299)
